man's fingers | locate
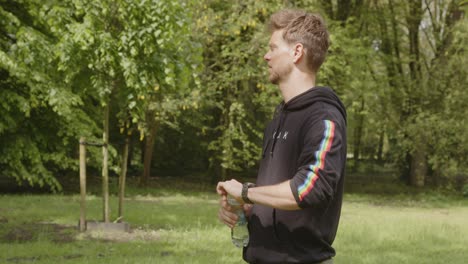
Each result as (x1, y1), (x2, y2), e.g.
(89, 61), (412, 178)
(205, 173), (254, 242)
(216, 182), (227, 195)
(243, 204), (253, 217)
(218, 209), (233, 228)
(218, 194), (238, 227)
(220, 195), (230, 208)
(218, 207), (238, 228)
(216, 180), (241, 228)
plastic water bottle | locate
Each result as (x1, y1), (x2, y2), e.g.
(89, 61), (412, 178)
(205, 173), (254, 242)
(227, 197), (249, 248)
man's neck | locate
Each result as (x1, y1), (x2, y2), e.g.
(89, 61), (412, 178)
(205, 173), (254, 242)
(279, 71), (316, 103)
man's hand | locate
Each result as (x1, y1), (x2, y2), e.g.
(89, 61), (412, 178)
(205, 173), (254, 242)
(217, 194), (237, 228)
(216, 179), (243, 201)
(216, 179), (249, 228)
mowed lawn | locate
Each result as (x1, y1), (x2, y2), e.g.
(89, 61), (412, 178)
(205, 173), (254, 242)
(0, 191), (467, 264)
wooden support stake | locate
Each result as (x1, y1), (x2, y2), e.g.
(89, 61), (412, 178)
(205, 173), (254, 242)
(118, 137), (129, 219)
(79, 137), (87, 232)
(102, 104), (110, 223)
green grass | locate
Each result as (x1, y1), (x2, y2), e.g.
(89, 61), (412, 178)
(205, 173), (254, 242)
(1, 185), (468, 263)
(337, 200), (468, 263)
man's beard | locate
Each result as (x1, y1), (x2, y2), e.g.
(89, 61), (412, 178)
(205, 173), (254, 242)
(268, 64), (292, 85)
(269, 71), (280, 84)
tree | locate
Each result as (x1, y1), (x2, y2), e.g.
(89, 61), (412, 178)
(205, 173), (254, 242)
(0, 0), (100, 192)
(194, 0), (283, 182)
(52, 0), (203, 187)
(1, 0), (203, 191)
(303, 0), (467, 187)
(1, 0), (466, 192)
(349, 0), (468, 186)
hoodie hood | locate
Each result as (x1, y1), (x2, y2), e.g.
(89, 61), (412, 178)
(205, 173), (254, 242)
(284, 86), (346, 121)
(268, 86), (346, 156)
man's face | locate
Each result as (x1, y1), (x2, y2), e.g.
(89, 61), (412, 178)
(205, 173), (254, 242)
(263, 30), (294, 84)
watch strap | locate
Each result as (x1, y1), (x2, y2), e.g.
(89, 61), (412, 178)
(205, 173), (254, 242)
(242, 182), (255, 204)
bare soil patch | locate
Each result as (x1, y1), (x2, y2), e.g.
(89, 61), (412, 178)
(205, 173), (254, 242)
(2, 219), (159, 244)
(1, 222), (76, 243)
(77, 227), (160, 242)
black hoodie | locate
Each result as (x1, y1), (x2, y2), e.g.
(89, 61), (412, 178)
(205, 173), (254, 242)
(244, 86), (347, 264)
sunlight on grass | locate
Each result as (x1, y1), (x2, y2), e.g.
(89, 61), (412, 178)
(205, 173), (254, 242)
(335, 202), (468, 263)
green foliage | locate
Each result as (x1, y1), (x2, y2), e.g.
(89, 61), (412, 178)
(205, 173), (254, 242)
(381, 1), (468, 184)
(423, 18), (468, 183)
(0, 0), (466, 190)
(1, 0), (203, 189)
(194, 1), (282, 177)
(317, 0), (468, 186)
(55, 0), (202, 134)
(463, 184), (468, 198)
(0, 1), (99, 192)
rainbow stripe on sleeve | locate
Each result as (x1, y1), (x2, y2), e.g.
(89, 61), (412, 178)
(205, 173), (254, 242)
(297, 120), (335, 201)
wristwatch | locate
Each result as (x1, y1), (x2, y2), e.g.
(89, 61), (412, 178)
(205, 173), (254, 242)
(241, 182), (256, 204)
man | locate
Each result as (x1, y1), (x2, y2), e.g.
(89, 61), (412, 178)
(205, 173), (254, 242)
(217, 9), (347, 264)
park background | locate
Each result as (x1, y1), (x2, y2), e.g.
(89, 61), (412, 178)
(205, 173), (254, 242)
(1, 0), (467, 263)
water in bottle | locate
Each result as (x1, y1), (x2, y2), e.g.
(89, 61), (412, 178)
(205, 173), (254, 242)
(227, 197), (249, 248)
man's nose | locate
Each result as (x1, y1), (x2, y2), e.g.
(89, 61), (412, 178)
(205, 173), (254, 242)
(263, 52), (270, 61)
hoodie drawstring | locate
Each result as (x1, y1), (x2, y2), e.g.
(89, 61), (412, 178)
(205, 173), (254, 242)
(270, 105), (285, 157)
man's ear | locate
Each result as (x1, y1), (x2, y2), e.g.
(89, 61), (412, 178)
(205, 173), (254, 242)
(292, 43), (305, 64)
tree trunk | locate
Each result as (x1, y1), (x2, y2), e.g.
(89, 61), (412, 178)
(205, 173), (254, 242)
(79, 137), (87, 232)
(377, 1), (399, 88)
(102, 103), (110, 223)
(126, 133), (133, 171)
(407, 0), (423, 81)
(141, 117), (158, 185)
(351, 0), (364, 18)
(407, 0), (425, 186)
(432, 1), (462, 69)
(389, 0), (404, 76)
(410, 144), (427, 187)
(377, 129), (384, 162)
(221, 166), (227, 181)
(376, 0), (410, 183)
(319, 0), (334, 19)
(118, 136), (129, 219)
(353, 97), (365, 170)
(336, 0), (351, 23)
